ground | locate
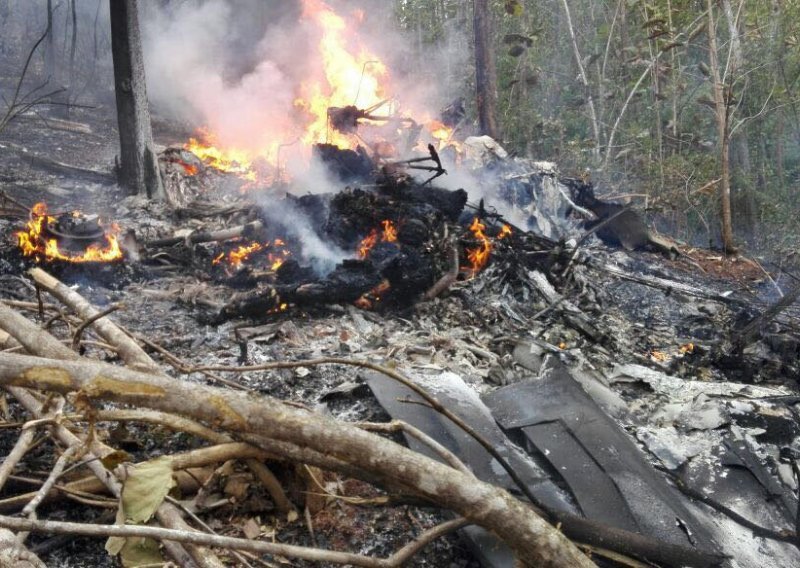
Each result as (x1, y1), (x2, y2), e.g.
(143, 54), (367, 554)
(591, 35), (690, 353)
(1, 104), (799, 567)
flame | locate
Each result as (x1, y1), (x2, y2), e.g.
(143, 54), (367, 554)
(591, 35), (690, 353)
(185, 128), (258, 181)
(297, 0), (388, 150)
(354, 279), (391, 310)
(465, 218), (492, 274)
(181, 162), (199, 176)
(180, 0), (460, 185)
(182, 0), (396, 183)
(16, 202), (123, 263)
(358, 220), (398, 258)
(498, 224), (512, 239)
(213, 242), (265, 269)
(212, 239), (291, 271)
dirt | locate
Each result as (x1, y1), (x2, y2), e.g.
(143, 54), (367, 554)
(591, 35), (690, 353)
(2, 104), (799, 567)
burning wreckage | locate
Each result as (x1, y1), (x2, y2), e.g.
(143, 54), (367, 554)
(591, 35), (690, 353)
(1, 4), (800, 568)
(2, 121), (800, 567)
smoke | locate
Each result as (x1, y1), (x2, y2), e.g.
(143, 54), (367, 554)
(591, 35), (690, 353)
(257, 197), (348, 275)
(140, 0), (458, 152)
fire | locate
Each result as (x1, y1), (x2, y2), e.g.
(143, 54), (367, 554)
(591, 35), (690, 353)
(465, 218), (492, 274)
(212, 239), (291, 271)
(16, 202), (123, 264)
(354, 279), (391, 310)
(185, 129), (258, 182)
(358, 220), (398, 258)
(498, 224), (513, 239)
(181, 0), (397, 183)
(297, 0), (388, 150)
(180, 0), (460, 185)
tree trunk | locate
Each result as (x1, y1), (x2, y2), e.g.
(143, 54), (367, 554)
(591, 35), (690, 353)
(45, 0), (69, 119)
(69, 0), (77, 87)
(559, 0), (601, 163)
(706, 0), (735, 253)
(473, 0), (499, 139)
(109, 0), (165, 200)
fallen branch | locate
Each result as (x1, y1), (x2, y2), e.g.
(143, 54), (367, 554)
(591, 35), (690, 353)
(188, 356), (724, 567)
(0, 424), (38, 493)
(37, 270), (294, 515)
(29, 268), (158, 372)
(0, 309), (225, 568)
(71, 303), (121, 351)
(0, 351), (596, 568)
(0, 514), (469, 568)
(423, 245), (459, 300)
(0, 528), (45, 568)
(145, 220), (265, 248)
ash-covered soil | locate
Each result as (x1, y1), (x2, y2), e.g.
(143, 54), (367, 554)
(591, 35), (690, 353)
(2, 106), (800, 568)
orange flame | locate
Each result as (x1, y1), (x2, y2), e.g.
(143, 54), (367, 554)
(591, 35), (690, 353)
(185, 128), (258, 181)
(16, 203), (123, 263)
(358, 220), (398, 258)
(212, 239), (291, 271)
(354, 279), (391, 310)
(498, 224), (512, 239)
(465, 218), (491, 274)
(297, 0), (388, 150)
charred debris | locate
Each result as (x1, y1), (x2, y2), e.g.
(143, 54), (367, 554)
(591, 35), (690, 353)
(1, 118), (800, 568)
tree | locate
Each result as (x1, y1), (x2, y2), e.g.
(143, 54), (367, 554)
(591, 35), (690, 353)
(109, 0), (164, 200)
(45, 0), (69, 119)
(706, 0), (736, 253)
(473, 0), (499, 139)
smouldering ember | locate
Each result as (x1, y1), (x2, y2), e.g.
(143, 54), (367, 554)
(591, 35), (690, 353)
(212, 239), (291, 271)
(358, 220), (398, 258)
(354, 279), (391, 310)
(16, 202), (123, 264)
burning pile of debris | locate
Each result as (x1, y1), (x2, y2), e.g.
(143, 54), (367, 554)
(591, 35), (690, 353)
(2, 139), (800, 567)
(1, 1), (800, 566)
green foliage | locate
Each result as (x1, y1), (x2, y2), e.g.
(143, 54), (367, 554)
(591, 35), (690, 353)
(392, 0), (800, 248)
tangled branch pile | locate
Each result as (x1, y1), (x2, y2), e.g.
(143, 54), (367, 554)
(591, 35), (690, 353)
(0, 267), (595, 568)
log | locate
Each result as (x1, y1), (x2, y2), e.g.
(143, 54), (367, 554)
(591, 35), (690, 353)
(29, 268), (158, 372)
(0, 352), (596, 568)
(0, 305), (225, 568)
(145, 220), (265, 248)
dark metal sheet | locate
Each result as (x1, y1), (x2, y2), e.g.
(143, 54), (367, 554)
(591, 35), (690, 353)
(363, 370), (574, 513)
(483, 362), (718, 551)
(364, 370), (579, 568)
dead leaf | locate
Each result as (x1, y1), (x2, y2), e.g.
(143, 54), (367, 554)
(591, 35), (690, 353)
(242, 518), (261, 540)
(101, 449), (132, 471)
(223, 473), (251, 501)
(122, 456), (175, 524)
(119, 537), (165, 568)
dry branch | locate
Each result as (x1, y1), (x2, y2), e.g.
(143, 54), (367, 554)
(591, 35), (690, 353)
(0, 306), (225, 568)
(0, 351), (596, 568)
(29, 268), (158, 372)
(25, 269), (293, 513)
(144, 220), (265, 248)
(0, 424), (37, 492)
(0, 514), (468, 568)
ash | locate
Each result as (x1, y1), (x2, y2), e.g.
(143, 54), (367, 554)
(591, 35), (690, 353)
(1, 108), (799, 568)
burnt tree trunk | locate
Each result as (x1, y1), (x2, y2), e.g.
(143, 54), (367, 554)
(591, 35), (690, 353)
(45, 0), (69, 119)
(109, 0), (164, 200)
(473, 0), (499, 140)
